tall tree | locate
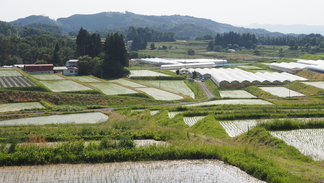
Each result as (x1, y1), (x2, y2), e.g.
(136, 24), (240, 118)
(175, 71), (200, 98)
(76, 28), (90, 57)
(102, 33), (129, 78)
(52, 43), (60, 65)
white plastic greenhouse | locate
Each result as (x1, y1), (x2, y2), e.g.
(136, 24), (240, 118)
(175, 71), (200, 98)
(187, 68), (307, 87)
(270, 59), (324, 74)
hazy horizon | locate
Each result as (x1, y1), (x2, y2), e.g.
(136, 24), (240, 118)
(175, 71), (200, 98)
(1, 0), (324, 27)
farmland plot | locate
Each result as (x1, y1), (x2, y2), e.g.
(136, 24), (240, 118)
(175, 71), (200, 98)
(302, 81), (324, 89)
(0, 112), (108, 126)
(185, 99), (272, 107)
(168, 112), (183, 118)
(136, 87), (183, 100)
(68, 76), (101, 82)
(130, 70), (169, 77)
(259, 87), (305, 97)
(40, 80), (93, 92)
(32, 74), (65, 80)
(88, 82), (137, 95)
(150, 110), (159, 115)
(0, 76), (35, 88)
(138, 80), (195, 98)
(238, 66), (262, 70)
(111, 79), (147, 88)
(0, 160), (265, 183)
(0, 102), (45, 113)
(184, 116), (206, 126)
(220, 118), (324, 137)
(270, 129), (324, 161)
(0, 69), (22, 76)
(219, 90), (256, 98)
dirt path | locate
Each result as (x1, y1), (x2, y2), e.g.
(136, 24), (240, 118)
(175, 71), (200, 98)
(196, 80), (215, 100)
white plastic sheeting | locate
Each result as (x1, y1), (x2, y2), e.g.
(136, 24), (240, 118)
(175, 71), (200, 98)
(270, 59), (324, 73)
(188, 68), (307, 86)
(140, 58), (227, 67)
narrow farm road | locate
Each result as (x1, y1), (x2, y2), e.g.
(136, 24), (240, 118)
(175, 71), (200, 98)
(196, 80), (215, 100)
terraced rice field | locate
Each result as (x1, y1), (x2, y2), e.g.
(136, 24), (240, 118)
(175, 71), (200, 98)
(40, 80), (93, 92)
(0, 76), (35, 87)
(219, 90), (256, 98)
(0, 112), (108, 125)
(0, 160), (265, 183)
(302, 81), (324, 89)
(185, 99), (272, 107)
(184, 116), (206, 126)
(0, 102), (45, 113)
(150, 110), (159, 115)
(219, 118), (324, 137)
(0, 69), (22, 76)
(270, 129), (324, 161)
(68, 76), (102, 82)
(88, 82), (137, 95)
(136, 87), (183, 100)
(259, 87), (305, 97)
(32, 74), (65, 80)
(138, 80), (195, 98)
(130, 70), (169, 77)
(168, 112), (183, 118)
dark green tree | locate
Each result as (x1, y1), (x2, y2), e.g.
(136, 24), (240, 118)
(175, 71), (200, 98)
(52, 43), (60, 65)
(102, 33), (129, 78)
(76, 28), (90, 57)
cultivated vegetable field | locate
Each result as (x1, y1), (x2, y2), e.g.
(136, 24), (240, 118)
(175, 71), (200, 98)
(40, 80), (93, 92)
(259, 87), (305, 97)
(68, 76), (102, 83)
(136, 87), (183, 100)
(219, 90), (256, 98)
(270, 129), (324, 161)
(138, 80), (195, 98)
(88, 82), (138, 95)
(130, 70), (169, 77)
(0, 102), (45, 113)
(0, 69), (22, 76)
(0, 76), (35, 88)
(32, 74), (65, 80)
(302, 81), (324, 89)
(0, 112), (108, 126)
(111, 79), (147, 88)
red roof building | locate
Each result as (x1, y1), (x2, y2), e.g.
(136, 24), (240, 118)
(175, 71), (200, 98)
(24, 64), (54, 74)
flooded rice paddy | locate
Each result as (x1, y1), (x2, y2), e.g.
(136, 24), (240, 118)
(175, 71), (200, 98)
(0, 160), (265, 183)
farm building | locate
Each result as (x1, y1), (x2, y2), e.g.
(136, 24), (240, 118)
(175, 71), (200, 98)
(65, 59), (79, 67)
(54, 66), (78, 76)
(24, 64), (54, 74)
(187, 68), (307, 87)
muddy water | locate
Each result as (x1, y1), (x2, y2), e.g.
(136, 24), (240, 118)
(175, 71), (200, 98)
(0, 159), (265, 183)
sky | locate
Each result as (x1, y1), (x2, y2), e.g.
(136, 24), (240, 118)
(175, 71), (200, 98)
(1, 0), (323, 26)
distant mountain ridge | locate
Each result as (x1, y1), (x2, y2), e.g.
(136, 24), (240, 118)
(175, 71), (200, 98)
(9, 12), (285, 38)
(246, 23), (324, 35)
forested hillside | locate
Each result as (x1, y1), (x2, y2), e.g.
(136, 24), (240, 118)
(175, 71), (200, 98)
(8, 12), (284, 39)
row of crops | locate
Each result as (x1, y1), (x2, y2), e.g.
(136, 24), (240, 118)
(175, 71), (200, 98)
(0, 76), (35, 88)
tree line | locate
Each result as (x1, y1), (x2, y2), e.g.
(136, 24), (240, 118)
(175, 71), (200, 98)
(126, 26), (176, 50)
(203, 31), (324, 54)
